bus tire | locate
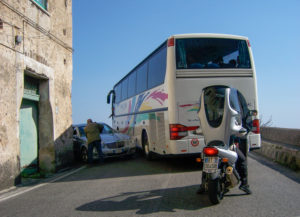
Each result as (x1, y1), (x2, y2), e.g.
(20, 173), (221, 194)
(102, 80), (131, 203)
(142, 131), (153, 161)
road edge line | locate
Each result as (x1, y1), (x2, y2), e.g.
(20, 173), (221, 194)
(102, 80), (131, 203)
(0, 165), (86, 203)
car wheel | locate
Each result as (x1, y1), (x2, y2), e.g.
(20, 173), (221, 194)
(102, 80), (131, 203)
(92, 145), (98, 159)
(81, 147), (88, 163)
(73, 143), (81, 161)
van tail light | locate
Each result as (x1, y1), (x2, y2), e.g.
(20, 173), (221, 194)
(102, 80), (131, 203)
(203, 147), (219, 156)
(252, 119), (260, 134)
(169, 124), (199, 140)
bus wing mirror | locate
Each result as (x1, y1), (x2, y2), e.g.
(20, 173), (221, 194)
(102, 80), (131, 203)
(107, 94), (111, 104)
(107, 90), (115, 104)
(112, 94), (116, 103)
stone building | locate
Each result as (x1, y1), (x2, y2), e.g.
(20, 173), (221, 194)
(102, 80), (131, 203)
(0, 0), (73, 191)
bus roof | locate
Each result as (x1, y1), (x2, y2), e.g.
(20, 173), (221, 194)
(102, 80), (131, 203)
(113, 33), (249, 88)
(113, 40), (167, 88)
(170, 33), (249, 40)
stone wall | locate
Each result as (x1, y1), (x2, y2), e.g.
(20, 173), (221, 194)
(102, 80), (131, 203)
(0, 0), (73, 191)
(254, 127), (300, 171)
(260, 127), (300, 147)
(0, 48), (20, 190)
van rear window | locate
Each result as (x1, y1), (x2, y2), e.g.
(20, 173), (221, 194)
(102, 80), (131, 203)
(176, 38), (251, 69)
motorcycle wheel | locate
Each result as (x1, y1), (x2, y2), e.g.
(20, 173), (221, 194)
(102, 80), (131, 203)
(208, 178), (223, 204)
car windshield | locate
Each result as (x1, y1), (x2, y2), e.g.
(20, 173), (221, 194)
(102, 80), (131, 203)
(78, 124), (117, 137)
(176, 38), (251, 69)
(78, 126), (86, 137)
(102, 124), (115, 134)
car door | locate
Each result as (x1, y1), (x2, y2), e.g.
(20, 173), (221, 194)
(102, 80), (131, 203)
(73, 127), (82, 159)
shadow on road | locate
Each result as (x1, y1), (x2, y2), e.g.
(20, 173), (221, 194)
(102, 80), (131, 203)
(55, 154), (202, 183)
(76, 184), (212, 214)
(224, 192), (249, 197)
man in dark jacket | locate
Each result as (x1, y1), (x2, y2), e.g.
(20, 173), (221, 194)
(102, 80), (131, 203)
(84, 119), (104, 164)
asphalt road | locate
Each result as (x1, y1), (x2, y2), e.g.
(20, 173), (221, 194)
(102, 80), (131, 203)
(0, 152), (299, 217)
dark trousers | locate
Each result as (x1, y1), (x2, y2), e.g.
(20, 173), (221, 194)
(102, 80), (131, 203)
(88, 140), (104, 164)
(236, 139), (248, 185)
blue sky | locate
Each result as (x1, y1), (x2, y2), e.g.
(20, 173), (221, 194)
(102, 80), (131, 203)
(72, 0), (300, 129)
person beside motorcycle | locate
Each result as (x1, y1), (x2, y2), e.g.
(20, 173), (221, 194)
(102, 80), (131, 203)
(84, 119), (104, 164)
(197, 87), (252, 195)
(235, 90), (253, 194)
(197, 139), (251, 194)
(231, 137), (252, 194)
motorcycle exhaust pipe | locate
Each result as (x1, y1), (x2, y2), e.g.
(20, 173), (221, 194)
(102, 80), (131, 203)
(225, 166), (240, 188)
(226, 166), (233, 175)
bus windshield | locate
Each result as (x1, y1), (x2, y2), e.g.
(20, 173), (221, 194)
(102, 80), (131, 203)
(176, 38), (251, 69)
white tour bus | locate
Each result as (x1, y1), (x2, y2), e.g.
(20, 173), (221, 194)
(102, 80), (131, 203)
(107, 33), (261, 159)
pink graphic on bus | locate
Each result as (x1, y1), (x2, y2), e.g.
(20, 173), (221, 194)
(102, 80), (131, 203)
(146, 90), (168, 105)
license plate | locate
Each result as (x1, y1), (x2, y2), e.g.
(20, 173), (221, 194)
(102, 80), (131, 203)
(114, 149), (121, 154)
(114, 148), (125, 154)
(203, 157), (219, 173)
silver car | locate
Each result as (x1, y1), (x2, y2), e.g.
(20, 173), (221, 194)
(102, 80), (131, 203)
(72, 123), (135, 162)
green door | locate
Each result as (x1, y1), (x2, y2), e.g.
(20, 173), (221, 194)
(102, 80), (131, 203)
(19, 99), (39, 176)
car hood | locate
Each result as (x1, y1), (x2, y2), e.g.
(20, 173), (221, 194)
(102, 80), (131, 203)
(79, 133), (129, 144)
(100, 133), (130, 144)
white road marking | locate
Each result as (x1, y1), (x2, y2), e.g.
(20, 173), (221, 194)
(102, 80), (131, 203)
(0, 165), (86, 203)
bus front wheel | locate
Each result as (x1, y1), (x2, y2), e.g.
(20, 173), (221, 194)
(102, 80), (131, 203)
(142, 131), (153, 161)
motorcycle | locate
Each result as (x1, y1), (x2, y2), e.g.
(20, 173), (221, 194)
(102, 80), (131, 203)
(197, 85), (256, 204)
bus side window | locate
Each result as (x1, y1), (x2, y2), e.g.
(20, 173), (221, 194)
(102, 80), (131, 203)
(128, 70), (137, 98)
(148, 45), (167, 89)
(136, 63), (148, 94)
(115, 84), (122, 103)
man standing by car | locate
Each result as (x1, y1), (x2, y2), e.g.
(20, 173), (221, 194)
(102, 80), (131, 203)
(84, 119), (104, 164)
